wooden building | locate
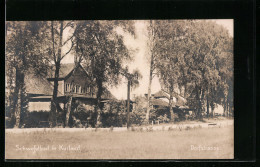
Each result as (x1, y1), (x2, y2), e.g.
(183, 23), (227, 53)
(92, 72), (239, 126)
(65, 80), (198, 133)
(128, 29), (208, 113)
(26, 63), (115, 112)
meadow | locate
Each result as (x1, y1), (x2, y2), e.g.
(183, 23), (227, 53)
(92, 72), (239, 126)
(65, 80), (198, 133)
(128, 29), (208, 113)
(5, 125), (234, 159)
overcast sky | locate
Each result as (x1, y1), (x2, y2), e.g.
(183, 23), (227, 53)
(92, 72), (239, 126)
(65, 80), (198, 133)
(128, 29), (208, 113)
(62, 19), (233, 100)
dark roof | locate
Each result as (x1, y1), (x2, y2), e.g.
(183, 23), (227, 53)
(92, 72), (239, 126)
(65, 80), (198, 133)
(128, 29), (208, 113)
(101, 88), (117, 100)
(150, 99), (169, 107)
(47, 63), (76, 78)
(25, 73), (53, 95)
(25, 73), (63, 96)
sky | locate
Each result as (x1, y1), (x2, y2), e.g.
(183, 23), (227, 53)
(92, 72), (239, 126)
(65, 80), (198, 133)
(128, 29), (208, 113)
(61, 19), (234, 100)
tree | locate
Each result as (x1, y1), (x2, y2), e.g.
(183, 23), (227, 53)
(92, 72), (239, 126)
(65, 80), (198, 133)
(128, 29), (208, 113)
(6, 21), (50, 127)
(145, 20), (158, 123)
(74, 20), (136, 127)
(152, 20), (189, 121)
(151, 20), (233, 120)
(47, 21), (76, 127)
(178, 20), (233, 118)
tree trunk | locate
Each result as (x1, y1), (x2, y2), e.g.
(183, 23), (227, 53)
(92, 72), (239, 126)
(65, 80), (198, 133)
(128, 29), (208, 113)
(14, 87), (22, 128)
(195, 86), (203, 120)
(226, 99), (229, 118)
(50, 62), (60, 127)
(169, 94), (174, 122)
(95, 78), (103, 127)
(223, 96), (226, 117)
(146, 20), (155, 124)
(49, 21), (63, 128)
(127, 80), (131, 129)
(146, 55), (153, 123)
(12, 68), (25, 128)
(11, 78), (19, 127)
(65, 96), (73, 127)
(210, 102), (215, 118)
(206, 95), (209, 119)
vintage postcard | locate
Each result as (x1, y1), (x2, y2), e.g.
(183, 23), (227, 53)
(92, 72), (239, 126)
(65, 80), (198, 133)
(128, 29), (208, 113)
(5, 20), (234, 159)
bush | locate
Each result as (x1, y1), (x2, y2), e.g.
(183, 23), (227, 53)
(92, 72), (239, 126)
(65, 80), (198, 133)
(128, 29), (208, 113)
(71, 103), (97, 127)
(23, 111), (49, 128)
(157, 114), (170, 123)
(130, 111), (146, 126)
(100, 100), (148, 127)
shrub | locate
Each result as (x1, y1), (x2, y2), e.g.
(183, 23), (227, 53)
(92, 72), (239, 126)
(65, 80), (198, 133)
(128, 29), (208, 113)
(72, 104), (96, 127)
(100, 100), (147, 127)
(157, 114), (170, 123)
(23, 111), (49, 128)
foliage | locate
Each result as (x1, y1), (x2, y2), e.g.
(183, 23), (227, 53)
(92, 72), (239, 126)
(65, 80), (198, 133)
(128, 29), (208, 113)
(22, 111), (50, 128)
(72, 107), (97, 128)
(150, 20), (233, 119)
(6, 21), (50, 127)
(74, 21), (136, 126)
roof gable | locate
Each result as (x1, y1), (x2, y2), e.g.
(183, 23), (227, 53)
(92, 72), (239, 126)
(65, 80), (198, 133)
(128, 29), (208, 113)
(47, 63), (77, 79)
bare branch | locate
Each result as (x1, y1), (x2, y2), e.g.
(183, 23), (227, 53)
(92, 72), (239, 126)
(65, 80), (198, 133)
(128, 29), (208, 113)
(62, 29), (76, 46)
(61, 40), (74, 60)
(63, 21), (73, 30)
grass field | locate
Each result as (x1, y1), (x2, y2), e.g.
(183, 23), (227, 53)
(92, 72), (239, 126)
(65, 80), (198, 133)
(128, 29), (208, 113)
(5, 125), (233, 159)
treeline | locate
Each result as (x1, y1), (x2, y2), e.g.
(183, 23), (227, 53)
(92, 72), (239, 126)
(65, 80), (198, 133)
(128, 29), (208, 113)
(145, 20), (233, 121)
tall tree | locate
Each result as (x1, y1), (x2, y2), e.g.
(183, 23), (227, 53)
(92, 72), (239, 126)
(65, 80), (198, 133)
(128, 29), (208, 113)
(6, 21), (50, 127)
(47, 21), (76, 127)
(151, 20), (233, 120)
(74, 20), (136, 127)
(145, 20), (158, 123)
(179, 20), (233, 118)
(153, 20), (189, 121)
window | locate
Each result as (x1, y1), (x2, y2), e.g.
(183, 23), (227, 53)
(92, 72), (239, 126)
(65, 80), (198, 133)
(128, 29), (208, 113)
(65, 83), (70, 92)
(76, 85), (80, 93)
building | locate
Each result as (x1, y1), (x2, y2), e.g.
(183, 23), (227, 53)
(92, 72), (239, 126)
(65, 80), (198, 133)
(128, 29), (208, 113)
(145, 90), (187, 109)
(26, 63), (115, 112)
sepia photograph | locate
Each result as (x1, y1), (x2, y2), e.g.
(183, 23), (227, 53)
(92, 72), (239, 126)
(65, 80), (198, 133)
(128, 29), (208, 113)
(5, 20), (234, 159)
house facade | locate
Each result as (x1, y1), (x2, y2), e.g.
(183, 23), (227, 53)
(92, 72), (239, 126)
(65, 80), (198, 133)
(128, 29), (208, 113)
(27, 63), (114, 112)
